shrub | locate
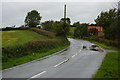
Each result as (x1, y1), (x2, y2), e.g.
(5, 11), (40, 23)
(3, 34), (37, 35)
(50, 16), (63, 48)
(2, 37), (70, 62)
(83, 36), (120, 48)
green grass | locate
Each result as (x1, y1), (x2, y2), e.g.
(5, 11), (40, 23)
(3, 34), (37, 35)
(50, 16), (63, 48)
(2, 30), (50, 47)
(93, 52), (120, 78)
(91, 41), (119, 50)
(69, 27), (76, 33)
(67, 27), (76, 38)
(80, 37), (120, 78)
(83, 37), (119, 50)
(2, 44), (69, 69)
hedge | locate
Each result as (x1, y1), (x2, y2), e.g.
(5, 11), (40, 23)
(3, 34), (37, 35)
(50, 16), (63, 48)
(1, 27), (29, 31)
(2, 28), (70, 62)
(29, 28), (56, 38)
(83, 36), (120, 48)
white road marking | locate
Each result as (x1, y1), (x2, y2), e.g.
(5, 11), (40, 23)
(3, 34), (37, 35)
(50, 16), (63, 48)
(71, 54), (76, 58)
(54, 43), (84, 68)
(29, 71), (47, 79)
(71, 43), (83, 58)
(54, 59), (69, 67)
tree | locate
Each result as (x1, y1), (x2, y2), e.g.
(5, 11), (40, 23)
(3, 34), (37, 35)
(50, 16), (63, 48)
(89, 28), (98, 35)
(95, 8), (120, 40)
(60, 17), (71, 23)
(41, 20), (70, 37)
(73, 22), (80, 27)
(25, 10), (42, 27)
(106, 8), (120, 40)
(74, 23), (88, 38)
(54, 21), (70, 37)
(95, 9), (117, 30)
(41, 20), (54, 32)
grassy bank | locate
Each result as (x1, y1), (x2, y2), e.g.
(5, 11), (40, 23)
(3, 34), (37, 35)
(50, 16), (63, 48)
(93, 52), (119, 78)
(2, 43), (69, 69)
(2, 29), (70, 70)
(2, 30), (50, 47)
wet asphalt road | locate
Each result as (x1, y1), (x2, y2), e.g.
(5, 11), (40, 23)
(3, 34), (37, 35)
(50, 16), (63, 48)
(2, 38), (106, 78)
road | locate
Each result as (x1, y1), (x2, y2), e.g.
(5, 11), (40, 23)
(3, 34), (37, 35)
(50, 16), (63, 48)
(2, 38), (106, 79)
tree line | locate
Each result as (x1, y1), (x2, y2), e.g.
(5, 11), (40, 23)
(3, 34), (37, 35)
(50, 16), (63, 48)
(24, 10), (70, 37)
(95, 5), (120, 41)
(72, 2), (120, 41)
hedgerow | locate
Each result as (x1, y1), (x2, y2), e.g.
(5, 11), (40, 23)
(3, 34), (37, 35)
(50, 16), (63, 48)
(29, 28), (56, 38)
(83, 36), (120, 48)
(2, 28), (70, 62)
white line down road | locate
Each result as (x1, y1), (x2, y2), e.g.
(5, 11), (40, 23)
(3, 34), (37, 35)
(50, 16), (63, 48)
(30, 71), (47, 78)
(2, 38), (106, 78)
(54, 59), (69, 67)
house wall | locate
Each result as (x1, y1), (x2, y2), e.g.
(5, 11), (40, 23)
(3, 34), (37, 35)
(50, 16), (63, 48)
(88, 26), (104, 36)
(88, 26), (103, 32)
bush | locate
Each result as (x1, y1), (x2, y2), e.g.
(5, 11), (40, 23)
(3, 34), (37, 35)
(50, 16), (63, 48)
(2, 38), (70, 62)
(83, 36), (120, 48)
(74, 23), (88, 38)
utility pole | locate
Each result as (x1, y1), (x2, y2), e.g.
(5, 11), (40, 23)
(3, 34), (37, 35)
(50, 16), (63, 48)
(64, 4), (67, 19)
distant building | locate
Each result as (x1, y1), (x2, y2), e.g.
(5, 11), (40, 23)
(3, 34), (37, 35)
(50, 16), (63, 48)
(88, 26), (104, 36)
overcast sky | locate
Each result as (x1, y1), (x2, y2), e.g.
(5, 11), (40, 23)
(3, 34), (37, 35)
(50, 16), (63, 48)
(1, 0), (118, 27)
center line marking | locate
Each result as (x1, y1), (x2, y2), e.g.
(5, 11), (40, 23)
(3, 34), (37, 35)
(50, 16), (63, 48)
(72, 54), (76, 58)
(54, 59), (69, 67)
(71, 43), (83, 58)
(29, 71), (47, 79)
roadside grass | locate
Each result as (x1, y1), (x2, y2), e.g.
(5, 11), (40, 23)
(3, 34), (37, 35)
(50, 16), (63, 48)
(74, 36), (120, 78)
(2, 30), (50, 47)
(2, 44), (69, 70)
(93, 52), (120, 78)
(83, 37), (119, 50)
(83, 37), (120, 78)
(91, 41), (119, 50)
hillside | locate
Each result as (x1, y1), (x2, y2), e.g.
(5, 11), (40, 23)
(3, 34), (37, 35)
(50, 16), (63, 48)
(2, 30), (50, 47)
(2, 28), (70, 69)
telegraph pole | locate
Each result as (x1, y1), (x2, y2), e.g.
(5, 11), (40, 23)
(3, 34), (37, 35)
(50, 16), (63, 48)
(64, 4), (67, 19)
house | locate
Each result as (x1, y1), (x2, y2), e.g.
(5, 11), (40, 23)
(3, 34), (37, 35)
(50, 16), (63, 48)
(88, 26), (104, 36)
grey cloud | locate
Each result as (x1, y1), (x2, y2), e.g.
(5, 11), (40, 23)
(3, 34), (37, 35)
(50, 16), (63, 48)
(2, 2), (117, 27)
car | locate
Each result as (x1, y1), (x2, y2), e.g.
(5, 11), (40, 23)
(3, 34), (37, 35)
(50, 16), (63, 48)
(89, 44), (100, 51)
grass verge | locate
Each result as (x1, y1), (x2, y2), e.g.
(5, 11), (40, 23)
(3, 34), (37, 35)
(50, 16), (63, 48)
(82, 37), (120, 78)
(90, 41), (119, 50)
(2, 44), (69, 70)
(76, 37), (119, 78)
(93, 52), (120, 78)
(83, 38), (119, 50)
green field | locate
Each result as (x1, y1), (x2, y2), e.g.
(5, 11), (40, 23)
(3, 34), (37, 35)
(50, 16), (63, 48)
(2, 30), (50, 47)
(69, 27), (76, 33)
(2, 29), (70, 69)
